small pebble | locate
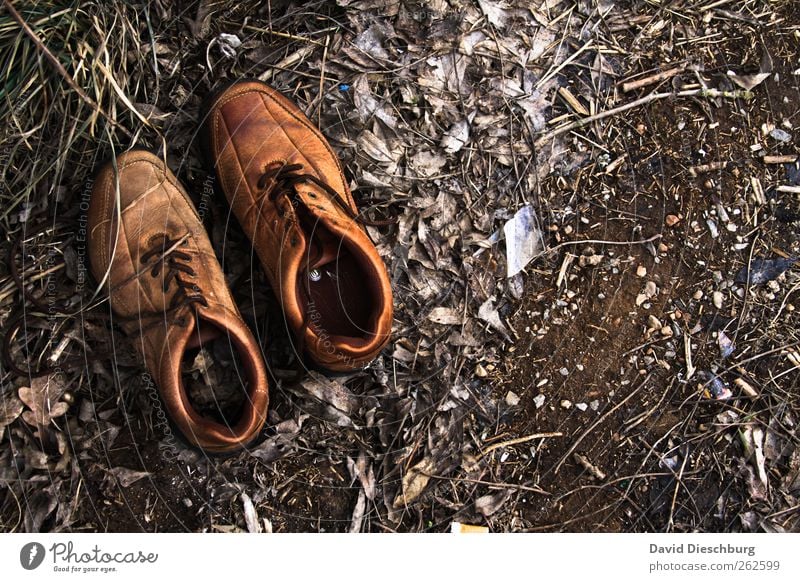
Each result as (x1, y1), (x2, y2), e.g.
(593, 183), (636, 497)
(474, 364), (488, 378)
(770, 128), (792, 142)
(589, 400), (600, 411)
(636, 265), (647, 277)
(575, 402), (588, 412)
(560, 399), (572, 410)
(579, 254), (603, 267)
(559, 367), (569, 376)
(666, 214), (680, 227)
(505, 391), (520, 406)
(533, 394), (546, 409)
(712, 291), (723, 309)
(647, 315), (661, 329)
(693, 289), (703, 300)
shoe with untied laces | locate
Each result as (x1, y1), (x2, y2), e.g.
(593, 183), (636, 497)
(202, 80), (393, 373)
(88, 149), (269, 452)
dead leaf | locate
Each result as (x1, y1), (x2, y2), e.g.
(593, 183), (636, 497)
(427, 307), (465, 325)
(783, 446), (800, 492)
(347, 451), (376, 500)
(349, 490), (367, 533)
(250, 434), (295, 463)
(107, 467), (151, 488)
(241, 492), (262, 533)
(504, 205), (544, 277)
(394, 457), (435, 507)
(475, 490), (512, 517)
(727, 48), (773, 91)
(478, 0), (509, 28)
(18, 375), (68, 428)
(441, 116), (472, 154)
(0, 392), (24, 436)
(300, 371), (359, 414)
(24, 490), (57, 532)
(357, 129), (396, 164)
(410, 150), (447, 178)
(478, 296), (511, 338)
(741, 426), (769, 500)
(353, 75), (397, 128)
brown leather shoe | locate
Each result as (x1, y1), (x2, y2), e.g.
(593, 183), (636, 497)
(88, 150), (269, 453)
(202, 80), (393, 373)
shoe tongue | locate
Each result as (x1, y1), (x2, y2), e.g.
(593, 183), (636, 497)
(185, 315), (223, 350)
(307, 226), (341, 270)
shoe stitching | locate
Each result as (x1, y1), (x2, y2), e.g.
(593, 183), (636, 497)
(213, 85), (356, 210)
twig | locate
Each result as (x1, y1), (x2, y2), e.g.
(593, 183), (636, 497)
(478, 431), (563, 460)
(242, 24), (326, 46)
(573, 453), (606, 480)
(665, 450), (689, 533)
(317, 34), (330, 126)
(557, 86), (589, 116)
(777, 185), (800, 194)
(535, 88), (752, 147)
(545, 233), (662, 256)
(689, 161), (729, 176)
(764, 155), (797, 164)
(622, 65), (686, 92)
(2, 0), (132, 138)
(427, 474), (550, 496)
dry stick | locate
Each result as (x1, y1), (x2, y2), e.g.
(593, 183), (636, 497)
(544, 233), (662, 256)
(478, 431), (563, 460)
(535, 88), (752, 148)
(316, 34), (330, 126)
(3, 0), (132, 139)
(427, 474), (550, 496)
(622, 65), (686, 92)
(666, 450), (690, 533)
(764, 155), (797, 164)
(553, 377), (648, 474)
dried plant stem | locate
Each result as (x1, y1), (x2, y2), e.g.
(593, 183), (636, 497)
(545, 233), (662, 255)
(2, 0), (132, 138)
(535, 88), (753, 147)
(622, 65), (686, 92)
(478, 431), (564, 460)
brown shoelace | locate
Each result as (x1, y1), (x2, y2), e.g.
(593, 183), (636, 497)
(138, 234), (208, 314)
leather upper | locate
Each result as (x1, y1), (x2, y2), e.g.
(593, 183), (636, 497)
(88, 150), (269, 452)
(204, 81), (393, 371)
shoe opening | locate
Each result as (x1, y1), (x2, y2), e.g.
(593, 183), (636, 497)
(181, 318), (249, 425)
(294, 208), (383, 349)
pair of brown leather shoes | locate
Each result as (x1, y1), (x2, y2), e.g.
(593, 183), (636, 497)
(88, 80), (393, 453)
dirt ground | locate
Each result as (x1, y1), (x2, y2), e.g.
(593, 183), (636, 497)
(1, 0), (799, 533)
